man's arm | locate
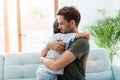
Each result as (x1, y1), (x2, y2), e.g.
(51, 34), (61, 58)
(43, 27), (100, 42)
(40, 32), (89, 57)
(40, 39), (65, 57)
(41, 38), (89, 70)
(40, 50), (76, 70)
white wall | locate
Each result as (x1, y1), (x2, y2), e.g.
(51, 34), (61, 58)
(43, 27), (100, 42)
(59, 0), (117, 26)
(113, 0), (120, 10)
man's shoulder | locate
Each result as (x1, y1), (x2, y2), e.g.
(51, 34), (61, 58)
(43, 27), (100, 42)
(69, 37), (89, 50)
(68, 37), (89, 59)
(68, 38), (89, 47)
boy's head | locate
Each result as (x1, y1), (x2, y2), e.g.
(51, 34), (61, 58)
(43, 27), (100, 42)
(53, 19), (61, 34)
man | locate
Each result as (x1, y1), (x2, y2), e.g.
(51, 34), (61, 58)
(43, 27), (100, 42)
(40, 6), (89, 80)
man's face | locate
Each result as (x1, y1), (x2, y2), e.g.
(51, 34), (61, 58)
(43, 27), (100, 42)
(57, 15), (73, 33)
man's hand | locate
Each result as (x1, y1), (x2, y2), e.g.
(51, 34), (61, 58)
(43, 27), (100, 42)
(83, 32), (90, 39)
(76, 32), (90, 40)
(47, 38), (65, 54)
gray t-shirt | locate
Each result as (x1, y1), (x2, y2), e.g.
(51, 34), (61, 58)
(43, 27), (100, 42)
(58, 38), (90, 80)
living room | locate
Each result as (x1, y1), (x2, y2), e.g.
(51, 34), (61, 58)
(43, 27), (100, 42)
(0, 0), (120, 80)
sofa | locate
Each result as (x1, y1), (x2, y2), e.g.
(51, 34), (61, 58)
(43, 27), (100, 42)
(0, 48), (120, 80)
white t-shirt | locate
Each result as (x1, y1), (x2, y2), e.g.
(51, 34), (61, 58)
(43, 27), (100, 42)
(38, 33), (76, 75)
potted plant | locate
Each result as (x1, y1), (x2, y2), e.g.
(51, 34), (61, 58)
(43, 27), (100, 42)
(85, 10), (120, 61)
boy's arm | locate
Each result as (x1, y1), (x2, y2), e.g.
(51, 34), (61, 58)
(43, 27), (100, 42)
(40, 45), (49, 57)
(40, 42), (53, 57)
(75, 32), (89, 39)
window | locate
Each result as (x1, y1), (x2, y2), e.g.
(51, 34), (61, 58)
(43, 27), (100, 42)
(0, 0), (4, 52)
(20, 0), (54, 52)
(7, 0), (18, 52)
(0, 0), (57, 53)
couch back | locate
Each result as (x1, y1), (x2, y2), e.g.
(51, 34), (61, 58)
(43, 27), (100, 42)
(86, 48), (114, 80)
(0, 54), (4, 80)
(4, 52), (40, 80)
(1, 48), (115, 80)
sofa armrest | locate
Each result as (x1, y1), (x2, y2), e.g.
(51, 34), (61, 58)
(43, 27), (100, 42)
(0, 53), (4, 80)
(112, 54), (120, 80)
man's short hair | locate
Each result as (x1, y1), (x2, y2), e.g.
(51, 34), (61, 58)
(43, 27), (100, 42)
(57, 6), (81, 27)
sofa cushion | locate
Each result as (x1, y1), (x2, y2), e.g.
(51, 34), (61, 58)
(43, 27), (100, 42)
(4, 52), (40, 80)
(86, 48), (114, 80)
(86, 71), (114, 80)
(0, 54), (4, 80)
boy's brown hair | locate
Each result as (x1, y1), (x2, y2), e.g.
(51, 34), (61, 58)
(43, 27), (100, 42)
(53, 19), (61, 34)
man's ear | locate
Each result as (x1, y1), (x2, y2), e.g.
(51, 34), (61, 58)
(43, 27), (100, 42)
(70, 20), (76, 26)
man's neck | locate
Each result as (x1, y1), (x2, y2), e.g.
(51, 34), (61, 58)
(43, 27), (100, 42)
(73, 27), (79, 33)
